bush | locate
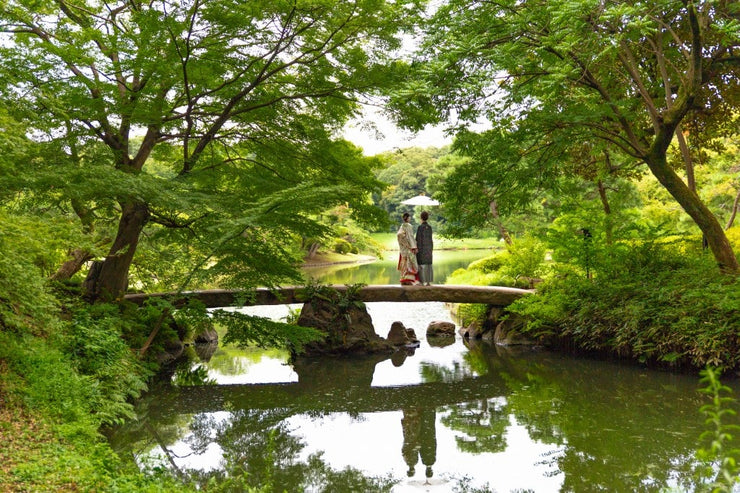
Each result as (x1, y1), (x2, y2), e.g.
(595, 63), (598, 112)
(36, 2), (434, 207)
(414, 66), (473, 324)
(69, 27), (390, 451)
(446, 236), (547, 289)
(455, 303), (489, 328)
(509, 241), (740, 370)
(467, 251), (509, 273)
(726, 226), (740, 254)
(501, 235), (548, 286)
(61, 304), (151, 425)
(333, 238), (352, 254)
(446, 265), (526, 288)
(0, 235), (60, 335)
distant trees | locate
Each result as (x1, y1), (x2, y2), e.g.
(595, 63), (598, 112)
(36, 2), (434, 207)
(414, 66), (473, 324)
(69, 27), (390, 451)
(391, 0), (740, 273)
(0, 0), (424, 299)
(374, 146), (450, 227)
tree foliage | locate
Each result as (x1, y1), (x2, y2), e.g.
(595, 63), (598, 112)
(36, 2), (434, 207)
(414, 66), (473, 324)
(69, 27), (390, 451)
(0, 0), (424, 299)
(392, 0), (740, 272)
(374, 146), (450, 229)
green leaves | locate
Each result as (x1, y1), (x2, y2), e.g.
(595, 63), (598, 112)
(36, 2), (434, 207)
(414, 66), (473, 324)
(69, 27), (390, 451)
(391, 0), (740, 273)
(0, 1), (425, 296)
(696, 367), (740, 492)
(217, 310), (324, 354)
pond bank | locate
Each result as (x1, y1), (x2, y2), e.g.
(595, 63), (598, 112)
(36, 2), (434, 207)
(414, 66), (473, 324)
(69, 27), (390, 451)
(302, 252), (378, 268)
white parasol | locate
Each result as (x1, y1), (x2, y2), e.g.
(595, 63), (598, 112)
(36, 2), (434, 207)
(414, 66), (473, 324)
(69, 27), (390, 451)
(400, 194), (440, 206)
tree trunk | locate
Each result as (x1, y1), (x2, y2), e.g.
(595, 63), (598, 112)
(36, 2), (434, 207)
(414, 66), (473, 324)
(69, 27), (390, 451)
(489, 200), (512, 245)
(676, 127), (695, 192)
(307, 242), (321, 259)
(51, 248), (93, 281)
(51, 198), (97, 281)
(645, 153), (739, 273)
(83, 200), (149, 301)
(726, 188), (740, 230)
(597, 180), (613, 245)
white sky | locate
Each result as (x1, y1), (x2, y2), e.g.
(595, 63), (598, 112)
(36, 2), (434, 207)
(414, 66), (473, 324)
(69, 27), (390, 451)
(341, 105), (453, 156)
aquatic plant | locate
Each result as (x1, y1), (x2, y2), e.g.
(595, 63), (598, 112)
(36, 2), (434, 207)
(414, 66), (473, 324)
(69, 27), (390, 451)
(695, 367), (740, 492)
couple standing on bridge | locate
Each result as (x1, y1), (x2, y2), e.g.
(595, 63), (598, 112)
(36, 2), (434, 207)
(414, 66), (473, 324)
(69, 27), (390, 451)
(397, 211), (434, 286)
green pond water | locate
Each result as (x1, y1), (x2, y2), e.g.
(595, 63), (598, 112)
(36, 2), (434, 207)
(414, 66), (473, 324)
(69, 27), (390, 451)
(302, 248), (494, 285)
(109, 250), (740, 492)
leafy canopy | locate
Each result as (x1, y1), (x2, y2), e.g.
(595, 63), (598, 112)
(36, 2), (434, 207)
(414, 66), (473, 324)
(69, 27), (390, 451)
(0, 0), (426, 291)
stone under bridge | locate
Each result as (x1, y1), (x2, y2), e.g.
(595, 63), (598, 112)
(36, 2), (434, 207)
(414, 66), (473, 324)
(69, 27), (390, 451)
(123, 284), (534, 309)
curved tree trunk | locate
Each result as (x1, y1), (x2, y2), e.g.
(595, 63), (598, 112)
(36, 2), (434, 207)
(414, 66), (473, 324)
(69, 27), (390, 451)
(83, 200), (149, 301)
(726, 188), (740, 230)
(306, 241), (321, 260)
(645, 153), (739, 273)
(597, 180), (613, 245)
(489, 200), (512, 245)
(51, 248), (93, 281)
(52, 197), (97, 281)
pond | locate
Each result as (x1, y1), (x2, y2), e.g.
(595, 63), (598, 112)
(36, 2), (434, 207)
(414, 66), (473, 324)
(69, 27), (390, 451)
(109, 251), (740, 492)
(301, 248), (494, 285)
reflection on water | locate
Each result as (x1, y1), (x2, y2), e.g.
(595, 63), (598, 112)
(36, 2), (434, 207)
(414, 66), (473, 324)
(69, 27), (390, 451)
(109, 300), (739, 492)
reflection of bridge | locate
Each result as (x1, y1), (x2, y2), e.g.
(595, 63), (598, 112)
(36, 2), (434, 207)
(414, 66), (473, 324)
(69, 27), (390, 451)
(143, 367), (507, 416)
(124, 284), (534, 308)
(143, 348), (515, 416)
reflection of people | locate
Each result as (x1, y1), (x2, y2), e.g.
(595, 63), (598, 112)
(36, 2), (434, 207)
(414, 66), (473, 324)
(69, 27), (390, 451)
(415, 211), (434, 286)
(397, 212), (419, 285)
(401, 407), (437, 480)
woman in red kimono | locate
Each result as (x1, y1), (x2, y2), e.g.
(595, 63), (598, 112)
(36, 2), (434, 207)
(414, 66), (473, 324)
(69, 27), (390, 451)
(396, 212), (420, 285)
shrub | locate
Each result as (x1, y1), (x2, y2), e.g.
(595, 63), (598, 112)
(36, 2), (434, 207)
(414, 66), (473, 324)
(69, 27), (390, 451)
(446, 266), (525, 288)
(726, 226), (740, 254)
(509, 242), (740, 369)
(501, 235), (548, 286)
(61, 304), (151, 425)
(467, 251), (510, 273)
(446, 236), (547, 289)
(0, 234), (60, 335)
(333, 238), (352, 254)
(455, 303), (489, 328)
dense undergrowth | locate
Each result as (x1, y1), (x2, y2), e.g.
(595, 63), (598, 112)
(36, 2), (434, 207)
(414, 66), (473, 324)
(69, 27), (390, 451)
(0, 237), (271, 491)
(0, 247), (185, 491)
(449, 233), (740, 372)
(510, 239), (740, 371)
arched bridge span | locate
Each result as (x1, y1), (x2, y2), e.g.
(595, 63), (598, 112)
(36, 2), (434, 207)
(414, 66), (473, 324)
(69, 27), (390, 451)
(123, 284), (534, 309)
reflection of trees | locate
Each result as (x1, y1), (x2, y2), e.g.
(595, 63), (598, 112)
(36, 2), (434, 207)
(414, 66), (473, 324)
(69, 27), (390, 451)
(441, 399), (508, 454)
(436, 343), (514, 456)
(106, 382), (195, 465)
(206, 346), (291, 376)
(420, 360), (474, 383)
(193, 409), (307, 489)
(110, 339), (724, 492)
(422, 355), (510, 456)
(115, 406), (396, 492)
(173, 364), (216, 387)
(461, 342), (708, 492)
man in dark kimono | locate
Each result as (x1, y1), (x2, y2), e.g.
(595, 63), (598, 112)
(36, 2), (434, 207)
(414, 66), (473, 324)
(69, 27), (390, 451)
(415, 211), (434, 286)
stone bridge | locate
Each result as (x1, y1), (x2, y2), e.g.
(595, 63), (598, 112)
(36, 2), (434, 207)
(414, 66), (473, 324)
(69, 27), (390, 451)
(123, 284), (534, 309)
